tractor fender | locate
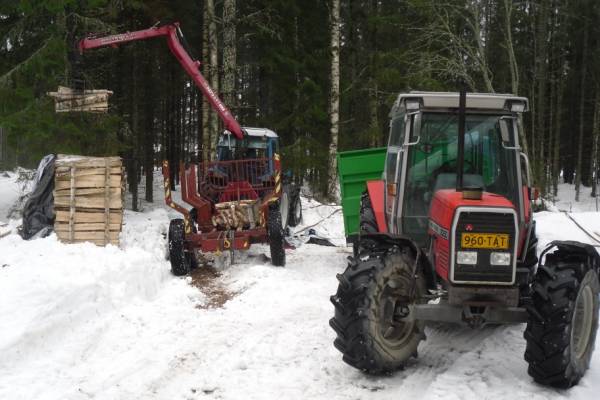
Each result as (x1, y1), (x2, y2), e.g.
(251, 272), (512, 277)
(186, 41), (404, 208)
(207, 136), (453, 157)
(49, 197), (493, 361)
(539, 240), (600, 278)
(356, 232), (436, 290)
(366, 180), (387, 233)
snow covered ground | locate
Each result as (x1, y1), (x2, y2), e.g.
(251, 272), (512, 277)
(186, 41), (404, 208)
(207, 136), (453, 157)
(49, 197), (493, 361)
(1, 173), (599, 400)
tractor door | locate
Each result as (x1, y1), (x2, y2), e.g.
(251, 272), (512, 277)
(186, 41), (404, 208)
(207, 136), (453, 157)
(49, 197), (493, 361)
(518, 149), (534, 258)
(384, 113), (406, 233)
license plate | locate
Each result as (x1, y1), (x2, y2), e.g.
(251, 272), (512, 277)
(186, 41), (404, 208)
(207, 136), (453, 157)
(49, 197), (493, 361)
(461, 233), (509, 249)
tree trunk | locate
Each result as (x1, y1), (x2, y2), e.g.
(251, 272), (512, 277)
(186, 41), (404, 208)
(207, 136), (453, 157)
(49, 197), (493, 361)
(129, 46), (139, 212)
(144, 51), (154, 203)
(503, 0), (519, 95)
(327, 0), (341, 201)
(534, 0), (550, 189)
(207, 0), (219, 158)
(575, 9), (588, 202)
(223, 0), (237, 110)
(552, 76), (563, 197)
(591, 91), (599, 197)
(202, 2), (210, 162)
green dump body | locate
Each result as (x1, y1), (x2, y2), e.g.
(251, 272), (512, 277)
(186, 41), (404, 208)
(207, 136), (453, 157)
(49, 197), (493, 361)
(337, 147), (387, 237)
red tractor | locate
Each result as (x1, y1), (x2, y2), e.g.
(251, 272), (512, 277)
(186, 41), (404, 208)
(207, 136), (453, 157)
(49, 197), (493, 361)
(330, 91), (600, 388)
(74, 23), (301, 273)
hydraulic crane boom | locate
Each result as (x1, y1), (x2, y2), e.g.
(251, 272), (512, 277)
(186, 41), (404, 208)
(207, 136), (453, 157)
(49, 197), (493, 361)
(78, 23), (244, 139)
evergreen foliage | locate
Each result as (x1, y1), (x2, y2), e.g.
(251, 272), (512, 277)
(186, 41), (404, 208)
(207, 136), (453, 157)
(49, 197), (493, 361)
(1, 0), (599, 201)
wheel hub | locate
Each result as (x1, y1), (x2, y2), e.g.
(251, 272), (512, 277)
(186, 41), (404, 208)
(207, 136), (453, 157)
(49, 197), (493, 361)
(379, 283), (415, 344)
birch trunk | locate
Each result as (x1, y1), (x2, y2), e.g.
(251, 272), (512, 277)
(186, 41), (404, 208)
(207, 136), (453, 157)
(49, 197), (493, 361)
(327, 0), (341, 201)
(503, 0), (529, 158)
(503, 0), (519, 95)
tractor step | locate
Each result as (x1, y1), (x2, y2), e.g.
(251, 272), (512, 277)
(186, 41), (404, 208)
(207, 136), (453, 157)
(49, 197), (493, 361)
(411, 302), (528, 327)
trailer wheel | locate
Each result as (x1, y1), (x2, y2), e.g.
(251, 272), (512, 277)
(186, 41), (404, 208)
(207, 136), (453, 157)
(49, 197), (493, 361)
(524, 253), (599, 388)
(288, 189), (302, 227)
(330, 246), (426, 373)
(168, 219), (192, 276)
(268, 203), (286, 267)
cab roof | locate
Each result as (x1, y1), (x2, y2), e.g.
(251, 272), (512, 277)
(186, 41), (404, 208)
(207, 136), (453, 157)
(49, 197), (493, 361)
(392, 91), (529, 115)
(243, 127), (279, 138)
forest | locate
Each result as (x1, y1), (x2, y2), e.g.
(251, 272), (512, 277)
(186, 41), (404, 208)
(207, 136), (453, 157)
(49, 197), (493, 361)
(1, 0), (599, 206)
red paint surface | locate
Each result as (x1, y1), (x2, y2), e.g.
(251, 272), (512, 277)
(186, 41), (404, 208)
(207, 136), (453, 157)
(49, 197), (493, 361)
(429, 189), (515, 230)
(428, 189), (517, 282)
(366, 180), (388, 233)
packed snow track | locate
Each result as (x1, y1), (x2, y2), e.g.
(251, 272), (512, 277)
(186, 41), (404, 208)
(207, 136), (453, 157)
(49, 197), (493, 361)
(0, 174), (599, 399)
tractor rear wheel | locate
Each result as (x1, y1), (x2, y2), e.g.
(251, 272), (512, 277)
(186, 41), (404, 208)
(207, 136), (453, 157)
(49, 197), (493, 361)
(330, 246), (426, 373)
(524, 253), (599, 388)
(268, 203), (286, 267)
(168, 219), (192, 276)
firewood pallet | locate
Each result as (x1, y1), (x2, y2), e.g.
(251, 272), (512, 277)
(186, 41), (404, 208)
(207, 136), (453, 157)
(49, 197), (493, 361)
(53, 155), (124, 246)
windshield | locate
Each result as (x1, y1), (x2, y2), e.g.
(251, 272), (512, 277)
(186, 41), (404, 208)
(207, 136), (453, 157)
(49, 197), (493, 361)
(402, 112), (520, 243)
(216, 135), (269, 161)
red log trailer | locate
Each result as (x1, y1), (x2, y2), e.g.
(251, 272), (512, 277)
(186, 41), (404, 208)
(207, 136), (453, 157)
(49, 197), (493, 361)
(76, 23), (302, 274)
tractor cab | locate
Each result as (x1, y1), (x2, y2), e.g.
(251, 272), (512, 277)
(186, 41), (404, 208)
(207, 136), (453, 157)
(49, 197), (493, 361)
(384, 92), (531, 247)
(216, 127), (279, 162)
(214, 127), (279, 182)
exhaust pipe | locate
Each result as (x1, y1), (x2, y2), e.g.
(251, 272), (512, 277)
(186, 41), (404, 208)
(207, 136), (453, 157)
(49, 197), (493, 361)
(456, 89), (466, 192)
(456, 89), (482, 200)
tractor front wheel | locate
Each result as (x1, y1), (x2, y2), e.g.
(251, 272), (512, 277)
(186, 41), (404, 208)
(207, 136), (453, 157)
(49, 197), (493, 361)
(268, 203), (286, 267)
(168, 219), (192, 276)
(330, 246), (426, 373)
(524, 253), (599, 388)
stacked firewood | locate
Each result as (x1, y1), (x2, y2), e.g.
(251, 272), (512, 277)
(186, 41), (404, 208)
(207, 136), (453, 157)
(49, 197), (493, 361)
(53, 155), (123, 246)
(47, 86), (113, 113)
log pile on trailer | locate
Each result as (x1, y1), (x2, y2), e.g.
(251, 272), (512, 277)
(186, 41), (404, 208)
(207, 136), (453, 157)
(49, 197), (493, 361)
(53, 155), (124, 246)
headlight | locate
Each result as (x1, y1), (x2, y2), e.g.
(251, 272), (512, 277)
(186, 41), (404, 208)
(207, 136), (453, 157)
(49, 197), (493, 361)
(490, 252), (511, 266)
(457, 251), (477, 265)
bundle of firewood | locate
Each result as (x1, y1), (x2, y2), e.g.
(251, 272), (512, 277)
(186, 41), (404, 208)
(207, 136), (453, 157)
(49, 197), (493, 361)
(53, 155), (123, 246)
(47, 86), (113, 113)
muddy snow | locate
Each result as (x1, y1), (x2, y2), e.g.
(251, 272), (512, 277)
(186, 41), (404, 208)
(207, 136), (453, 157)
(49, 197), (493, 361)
(0, 172), (599, 400)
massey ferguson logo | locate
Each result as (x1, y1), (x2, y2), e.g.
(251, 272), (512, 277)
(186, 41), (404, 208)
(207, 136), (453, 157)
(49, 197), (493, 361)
(466, 224), (474, 231)
(429, 220), (449, 240)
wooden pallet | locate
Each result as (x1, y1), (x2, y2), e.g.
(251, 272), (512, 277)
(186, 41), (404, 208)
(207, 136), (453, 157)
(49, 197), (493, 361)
(54, 155), (123, 246)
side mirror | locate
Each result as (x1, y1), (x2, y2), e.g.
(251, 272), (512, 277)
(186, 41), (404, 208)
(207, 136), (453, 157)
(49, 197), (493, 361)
(529, 187), (540, 201)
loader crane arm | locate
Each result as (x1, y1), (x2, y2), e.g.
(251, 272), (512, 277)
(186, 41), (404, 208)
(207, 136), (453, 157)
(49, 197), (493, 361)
(78, 23), (244, 139)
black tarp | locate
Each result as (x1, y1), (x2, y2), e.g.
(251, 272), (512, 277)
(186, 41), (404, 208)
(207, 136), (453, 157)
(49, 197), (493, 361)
(20, 154), (56, 239)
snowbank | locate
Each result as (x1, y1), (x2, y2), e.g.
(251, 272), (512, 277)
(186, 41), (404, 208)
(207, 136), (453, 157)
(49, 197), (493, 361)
(0, 171), (20, 222)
